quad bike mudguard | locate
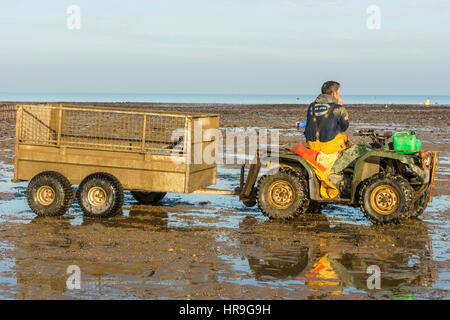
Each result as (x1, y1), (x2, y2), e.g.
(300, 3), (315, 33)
(350, 149), (437, 202)
(260, 152), (322, 201)
(238, 152), (317, 202)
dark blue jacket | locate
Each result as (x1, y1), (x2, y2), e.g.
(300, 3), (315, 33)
(304, 94), (349, 143)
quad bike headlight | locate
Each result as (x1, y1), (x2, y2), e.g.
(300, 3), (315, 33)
(421, 152), (433, 169)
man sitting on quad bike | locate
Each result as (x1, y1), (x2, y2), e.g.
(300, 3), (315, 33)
(304, 80), (350, 155)
(291, 81), (352, 199)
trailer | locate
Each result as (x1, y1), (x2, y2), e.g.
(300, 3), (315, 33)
(12, 104), (256, 218)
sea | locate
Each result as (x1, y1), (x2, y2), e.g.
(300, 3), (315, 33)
(0, 93), (449, 105)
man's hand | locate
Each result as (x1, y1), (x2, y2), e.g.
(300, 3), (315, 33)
(340, 108), (349, 121)
(337, 94), (347, 119)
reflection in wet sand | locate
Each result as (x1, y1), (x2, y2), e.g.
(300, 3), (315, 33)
(236, 215), (435, 299)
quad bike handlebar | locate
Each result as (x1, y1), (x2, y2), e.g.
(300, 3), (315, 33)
(355, 129), (393, 148)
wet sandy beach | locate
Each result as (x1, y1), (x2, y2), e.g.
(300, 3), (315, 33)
(0, 103), (449, 299)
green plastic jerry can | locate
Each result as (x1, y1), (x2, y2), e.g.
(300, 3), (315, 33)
(393, 131), (421, 154)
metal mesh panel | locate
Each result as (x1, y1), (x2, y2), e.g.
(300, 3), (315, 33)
(145, 115), (186, 150)
(61, 109), (145, 150)
(20, 105), (57, 145)
(18, 105), (189, 154)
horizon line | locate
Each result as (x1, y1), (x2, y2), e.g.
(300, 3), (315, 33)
(0, 92), (448, 96)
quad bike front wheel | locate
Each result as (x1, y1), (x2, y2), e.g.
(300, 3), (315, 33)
(77, 172), (124, 218)
(131, 191), (166, 205)
(257, 167), (310, 219)
(408, 190), (429, 219)
(359, 173), (414, 224)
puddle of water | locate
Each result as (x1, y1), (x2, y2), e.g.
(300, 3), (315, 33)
(439, 156), (450, 166)
(323, 205), (372, 226)
(216, 232), (318, 293)
(0, 240), (17, 296)
(0, 165), (33, 225)
(220, 216), (444, 299)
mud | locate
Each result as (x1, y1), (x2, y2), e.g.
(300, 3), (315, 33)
(0, 103), (449, 299)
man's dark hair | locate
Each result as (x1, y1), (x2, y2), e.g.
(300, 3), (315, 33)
(321, 81), (340, 95)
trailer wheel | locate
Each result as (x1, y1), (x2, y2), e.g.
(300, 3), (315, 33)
(257, 167), (310, 219)
(131, 191), (166, 205)
(359, 173), (414, 225)
(26, 171), (74, 216)
(77, 173), (124, 218)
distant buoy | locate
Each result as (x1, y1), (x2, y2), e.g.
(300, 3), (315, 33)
(424, 97), (430, 106)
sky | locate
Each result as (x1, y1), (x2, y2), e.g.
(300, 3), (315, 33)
(0, 0), (449, 95)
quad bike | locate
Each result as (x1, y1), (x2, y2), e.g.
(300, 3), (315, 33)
(237, 130), (438, 225)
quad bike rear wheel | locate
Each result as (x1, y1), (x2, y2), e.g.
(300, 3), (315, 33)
(257, 167), (310, 219)
(77, 172), (124, 218)
(359, 173), (414, 224)
(131, 191), (166, 205)
(26, 171), (74, 216)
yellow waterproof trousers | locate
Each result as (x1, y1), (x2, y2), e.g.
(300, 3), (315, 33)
(307, 133), (349, 154)
(306, 133), (350, 198)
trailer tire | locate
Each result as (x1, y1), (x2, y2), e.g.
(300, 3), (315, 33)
(26, 171), (74, 216)
(257, 167), (310, 220)
(131, 191), (166, 205)
(77, 173), (124, 218)
(359, 173), (414, 225)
